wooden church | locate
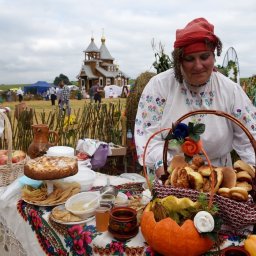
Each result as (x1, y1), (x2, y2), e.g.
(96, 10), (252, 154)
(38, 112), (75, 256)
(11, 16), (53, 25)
(78, 35), (129, 92)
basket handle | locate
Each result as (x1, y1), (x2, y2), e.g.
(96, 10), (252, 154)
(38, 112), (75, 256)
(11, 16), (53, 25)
(163, 110), (256, 172)
(0, 111), (12, 166)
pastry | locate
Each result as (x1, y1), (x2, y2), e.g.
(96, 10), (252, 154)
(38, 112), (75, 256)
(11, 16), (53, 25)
(234, 160), (255, 178)
(24, 156), (78, 180)
(229, 187), (248, 202)
(198, 165), (212, 177)
(220, 167), (237, 188)
(170, 167), (190, 189)
(236, 171), (252, 183)
(217, 187), (231, 198)
(236, 181), (252, 191)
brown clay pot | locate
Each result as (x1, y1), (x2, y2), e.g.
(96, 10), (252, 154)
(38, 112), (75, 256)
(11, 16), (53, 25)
(109, 207), (137, 234)
(27, 124), (59, 159)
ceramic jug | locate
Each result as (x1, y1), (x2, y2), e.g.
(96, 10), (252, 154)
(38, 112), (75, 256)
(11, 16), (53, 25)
(28, 124), (59, 159)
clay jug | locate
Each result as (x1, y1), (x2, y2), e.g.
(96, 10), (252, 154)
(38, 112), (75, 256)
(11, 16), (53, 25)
(28, 124), (59, 159)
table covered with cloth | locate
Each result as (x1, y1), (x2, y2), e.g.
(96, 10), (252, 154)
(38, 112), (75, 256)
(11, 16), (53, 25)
(0, 172), (250, 256)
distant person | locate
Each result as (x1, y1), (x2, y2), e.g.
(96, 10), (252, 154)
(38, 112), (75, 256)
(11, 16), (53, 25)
(16, 88), (24, 102)
(94, 84), (103, 104)
(58, 80), (71, 115)
(89, 84), (98, 103)
(6, 89), (12, 102)
(49, 86), (57, 106)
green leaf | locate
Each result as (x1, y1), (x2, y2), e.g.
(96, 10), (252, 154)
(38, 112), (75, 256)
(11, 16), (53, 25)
(189, 133), (200, 141)
(193, 123), (205, 135)
(188, 122), (194, 132)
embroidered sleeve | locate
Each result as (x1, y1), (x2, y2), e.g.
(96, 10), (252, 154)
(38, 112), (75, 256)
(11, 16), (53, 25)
(134, 78), (168, 170)
(231, 84), (256, 164)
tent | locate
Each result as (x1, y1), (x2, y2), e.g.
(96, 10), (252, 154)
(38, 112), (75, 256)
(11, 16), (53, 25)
(23, 81), (53, 95)
(104, 85), (123, 98)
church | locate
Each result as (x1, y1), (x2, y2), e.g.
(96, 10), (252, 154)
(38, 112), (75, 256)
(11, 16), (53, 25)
(77, 35), (129, 92)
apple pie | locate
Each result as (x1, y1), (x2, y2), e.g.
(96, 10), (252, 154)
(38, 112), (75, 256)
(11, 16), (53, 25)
(24, 156), (78, 180)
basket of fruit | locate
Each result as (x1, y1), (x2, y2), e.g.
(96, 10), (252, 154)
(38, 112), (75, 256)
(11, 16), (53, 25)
(140, 110), (256, 255)
(0, 111), (27, 187)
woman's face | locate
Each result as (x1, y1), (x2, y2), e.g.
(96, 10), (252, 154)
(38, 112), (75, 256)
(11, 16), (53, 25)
(181, 51), (215, 86)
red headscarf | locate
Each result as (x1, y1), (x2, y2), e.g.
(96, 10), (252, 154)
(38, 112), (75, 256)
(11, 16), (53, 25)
(174, 18), (218, 55)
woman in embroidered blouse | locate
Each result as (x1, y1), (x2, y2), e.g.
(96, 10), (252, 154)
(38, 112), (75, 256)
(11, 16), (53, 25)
(135, 17), (256, 178)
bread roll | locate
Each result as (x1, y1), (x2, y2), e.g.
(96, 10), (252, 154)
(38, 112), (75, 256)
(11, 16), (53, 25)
(170, 167), (190, 189)
(229, 187), (248, 202)
(198, 165), (212, 177)
(220, 167), (237, 188)
(218, 187), (231, 198)
(234, 160), (255, 178)
(169, 155), (188, 172)
(236, 171), (252, 183)
(236, 181), (252, 192)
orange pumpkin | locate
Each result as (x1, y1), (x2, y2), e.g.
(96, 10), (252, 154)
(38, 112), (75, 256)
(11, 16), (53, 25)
(141, 210), (214, 256)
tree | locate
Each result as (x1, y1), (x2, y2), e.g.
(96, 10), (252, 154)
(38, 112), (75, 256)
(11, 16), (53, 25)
(53, 74), (71, 86)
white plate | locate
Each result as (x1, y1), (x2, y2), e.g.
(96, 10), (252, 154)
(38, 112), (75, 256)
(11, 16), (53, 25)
(50, 205), (95, 225)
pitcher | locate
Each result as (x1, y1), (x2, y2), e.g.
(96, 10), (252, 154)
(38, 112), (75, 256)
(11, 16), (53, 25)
(28, 124), (59, 159)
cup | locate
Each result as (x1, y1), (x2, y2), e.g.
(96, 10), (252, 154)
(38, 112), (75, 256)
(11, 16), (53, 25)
(100, 194), (115, 206)
(95, 204), (111, 232)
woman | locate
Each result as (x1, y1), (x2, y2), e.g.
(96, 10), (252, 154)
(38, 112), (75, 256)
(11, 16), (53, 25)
(135, 17), (256, 178)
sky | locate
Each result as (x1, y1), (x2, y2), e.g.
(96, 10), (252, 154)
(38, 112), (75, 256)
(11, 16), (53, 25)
(0, 0), (255, 85)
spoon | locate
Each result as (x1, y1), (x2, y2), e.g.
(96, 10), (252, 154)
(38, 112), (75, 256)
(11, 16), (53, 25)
(83, 187), (113, 209)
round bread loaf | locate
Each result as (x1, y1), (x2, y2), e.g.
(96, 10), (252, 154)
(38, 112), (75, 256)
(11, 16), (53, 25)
(217, 187), (231, 198)
(24, 156), (78, 180)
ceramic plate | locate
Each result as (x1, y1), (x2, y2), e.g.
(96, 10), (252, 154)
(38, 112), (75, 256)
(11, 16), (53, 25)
(49, 205), (95, 225)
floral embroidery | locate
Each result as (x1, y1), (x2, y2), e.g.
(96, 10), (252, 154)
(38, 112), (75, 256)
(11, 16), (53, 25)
(65, 224), (99, 256)
(146, 95), (153, 103)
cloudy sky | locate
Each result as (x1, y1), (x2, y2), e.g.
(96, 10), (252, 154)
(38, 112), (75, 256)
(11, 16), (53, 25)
(0, 0), (255, 84)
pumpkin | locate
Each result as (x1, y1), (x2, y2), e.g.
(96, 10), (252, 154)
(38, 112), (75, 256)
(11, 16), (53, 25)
(244, 235), (256, 256)
(141, 207), (214, 256)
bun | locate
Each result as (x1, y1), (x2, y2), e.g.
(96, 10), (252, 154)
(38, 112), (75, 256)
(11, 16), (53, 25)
(169, 155), (188, 173)
(234, 160), (255, 178)
(236, 181), (252, 192)
(220, 167), (237, 188)
(213, 168), (223, 193)
(192, 155), (205, 168)
(229, 187), (248, 202)
(218, 188), (231, 198)
(198, 165), (212, 177)
(170, 167), (190, 189)
(236, 171), (252, 183)
(24, 156), (78, 180)
(187, 170), (204, 191)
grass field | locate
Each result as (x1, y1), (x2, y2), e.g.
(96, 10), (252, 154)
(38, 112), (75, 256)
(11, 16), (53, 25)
(1, 97), (127, 115)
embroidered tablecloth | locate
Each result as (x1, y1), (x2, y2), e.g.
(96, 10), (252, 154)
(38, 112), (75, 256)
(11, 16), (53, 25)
(0, 179), (250, 256)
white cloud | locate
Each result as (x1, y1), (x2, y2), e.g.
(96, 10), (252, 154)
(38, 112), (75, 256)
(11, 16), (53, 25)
(0, 0), (255, 84)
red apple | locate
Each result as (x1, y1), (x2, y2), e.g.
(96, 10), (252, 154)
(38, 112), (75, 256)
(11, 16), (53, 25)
(12, 150), (26, 163)
(0, 154), (8, 165)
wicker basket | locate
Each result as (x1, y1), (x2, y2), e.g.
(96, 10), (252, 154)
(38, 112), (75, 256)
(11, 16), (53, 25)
(0, 111), (26, 187)
(143, 110), (256, 229)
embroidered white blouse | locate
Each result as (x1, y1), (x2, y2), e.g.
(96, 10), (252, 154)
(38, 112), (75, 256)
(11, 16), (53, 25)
(135, 69), (256, 170)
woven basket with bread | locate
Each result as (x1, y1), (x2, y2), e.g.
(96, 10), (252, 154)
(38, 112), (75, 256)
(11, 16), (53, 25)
(143, 110), (256, 230)
(0, 111), (27, 187)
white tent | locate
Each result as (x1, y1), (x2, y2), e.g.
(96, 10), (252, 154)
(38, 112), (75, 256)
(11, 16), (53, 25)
(104, 85), (123, 98)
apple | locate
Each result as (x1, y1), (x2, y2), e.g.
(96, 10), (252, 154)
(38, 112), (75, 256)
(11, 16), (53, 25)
(0, 154), (8, 165)
(76, 152), (89, 161)
(0, 150), (8, 156)
(12, 150), (26, 163)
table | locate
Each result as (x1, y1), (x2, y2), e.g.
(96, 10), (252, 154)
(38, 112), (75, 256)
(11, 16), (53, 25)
(0, 172), (251, 256)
